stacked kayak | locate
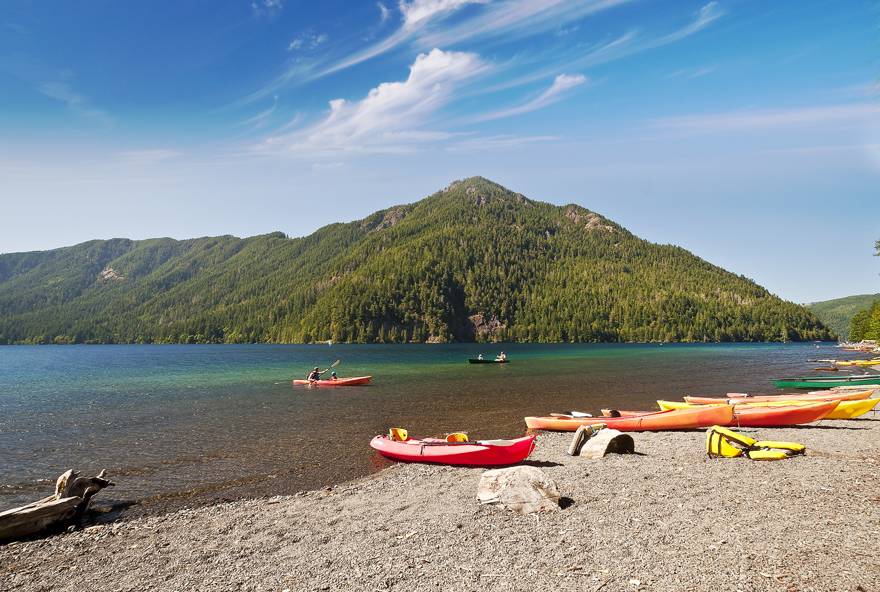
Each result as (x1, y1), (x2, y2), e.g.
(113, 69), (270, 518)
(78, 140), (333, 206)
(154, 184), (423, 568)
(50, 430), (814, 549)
(684, 388), (874, 405)
(292, 376), (372, 386)
(773, 375), (880, 389)
(658, 397), (879, 420)
(370, 434), (535, 466)
(602, 401), (838, 427)
(525, 405), (734, 432)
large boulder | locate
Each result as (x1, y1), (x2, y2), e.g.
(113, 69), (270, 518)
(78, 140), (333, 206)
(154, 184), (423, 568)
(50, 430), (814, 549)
(579, 428), (635, 459)
(477, 466), (560, 514)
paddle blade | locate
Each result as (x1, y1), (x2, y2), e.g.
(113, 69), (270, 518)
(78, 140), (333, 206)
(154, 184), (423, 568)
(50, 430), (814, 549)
(330, 359), (341, 368)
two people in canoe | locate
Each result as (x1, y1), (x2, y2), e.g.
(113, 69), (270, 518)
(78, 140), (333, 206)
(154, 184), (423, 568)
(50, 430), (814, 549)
(476, 352), (507, 362)
(306, 367), (338, 382)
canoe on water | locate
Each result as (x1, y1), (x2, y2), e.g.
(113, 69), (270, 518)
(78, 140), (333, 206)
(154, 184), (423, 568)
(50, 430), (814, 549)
(656, 398), (879, 420)
(525, 405), (734, 432)
(604, 401), (838, 427)
(685, 388), (874, 405)
(370, 434), (535, 466)
(468, 358), (508, 364)
(773, 375), (880, 389)
(292, 376), (372, 386)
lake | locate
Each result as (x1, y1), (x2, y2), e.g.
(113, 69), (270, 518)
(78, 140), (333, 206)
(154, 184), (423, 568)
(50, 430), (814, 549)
(0, 342), (836, 515)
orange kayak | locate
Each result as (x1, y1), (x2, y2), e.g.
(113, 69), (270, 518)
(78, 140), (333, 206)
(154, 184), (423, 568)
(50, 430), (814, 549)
(292, 376), (372, 386)
(728, 400), (838, 427)
(525, 405), (734, 432)
(684, 388), (873, 405)
(606, 401), (837, 427)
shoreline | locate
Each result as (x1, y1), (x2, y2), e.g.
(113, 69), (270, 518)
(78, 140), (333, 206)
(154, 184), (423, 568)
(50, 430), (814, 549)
(3, 420), (878, 591)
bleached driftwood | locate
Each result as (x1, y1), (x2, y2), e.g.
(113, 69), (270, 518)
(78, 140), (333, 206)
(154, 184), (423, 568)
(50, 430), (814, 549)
(0, 469), (114, 543)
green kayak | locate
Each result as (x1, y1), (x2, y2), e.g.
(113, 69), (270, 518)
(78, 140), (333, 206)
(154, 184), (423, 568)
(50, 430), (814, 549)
(773, 375), (880, 389)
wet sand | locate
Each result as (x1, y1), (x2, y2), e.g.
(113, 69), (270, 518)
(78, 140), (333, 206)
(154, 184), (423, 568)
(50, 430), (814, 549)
(3, 417), (879, 592)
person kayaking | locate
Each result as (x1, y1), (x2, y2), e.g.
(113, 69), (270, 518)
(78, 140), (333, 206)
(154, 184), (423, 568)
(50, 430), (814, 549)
(495, 351), (507, 362)
(329, 371), (338, 381)
(307, 367), (329, 382)
(477, 353), (484, 360)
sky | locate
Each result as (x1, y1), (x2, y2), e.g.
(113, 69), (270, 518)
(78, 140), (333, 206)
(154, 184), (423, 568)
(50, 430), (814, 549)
(0, 0), (878, 303)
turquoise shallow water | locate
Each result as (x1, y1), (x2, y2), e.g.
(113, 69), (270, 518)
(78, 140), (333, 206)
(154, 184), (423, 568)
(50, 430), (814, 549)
(0, 342), (842, 514)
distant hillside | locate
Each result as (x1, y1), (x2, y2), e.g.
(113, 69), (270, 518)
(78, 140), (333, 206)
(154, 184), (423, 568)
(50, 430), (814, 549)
(808, 294), (880, 339)
(0, 177), (831, 344)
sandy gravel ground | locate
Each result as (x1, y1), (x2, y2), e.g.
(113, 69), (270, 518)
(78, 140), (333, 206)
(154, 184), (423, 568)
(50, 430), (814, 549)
(2, 418), (879, 592)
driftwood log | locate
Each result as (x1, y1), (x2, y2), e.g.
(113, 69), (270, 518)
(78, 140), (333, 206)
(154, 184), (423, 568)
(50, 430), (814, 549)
(0, 469), (114, 543)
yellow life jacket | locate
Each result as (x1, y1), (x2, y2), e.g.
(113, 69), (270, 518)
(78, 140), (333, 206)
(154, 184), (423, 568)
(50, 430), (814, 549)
(388, 427), (409, 441)
(706, 425), (805, 461)
(445, 432), (469, 442)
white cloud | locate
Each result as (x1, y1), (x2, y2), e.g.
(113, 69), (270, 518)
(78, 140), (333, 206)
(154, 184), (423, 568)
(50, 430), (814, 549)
(287, 31), (329, 52)
(377, 2), (391, 23)
(239, 96), (279, 129)
(477, 73), (587, 122)
(399, 0), (488, 31)
(259, 49), (488, 155)
(650, 103), (880, 134)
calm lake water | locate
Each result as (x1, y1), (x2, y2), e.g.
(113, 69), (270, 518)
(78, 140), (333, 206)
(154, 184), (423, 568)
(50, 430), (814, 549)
(0, 342), (841, 515)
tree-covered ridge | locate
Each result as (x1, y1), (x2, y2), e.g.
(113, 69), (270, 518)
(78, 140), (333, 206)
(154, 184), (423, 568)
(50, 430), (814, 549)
(846, 239), (880, 341)
(808, 293), (880, 339)
(0, 177), (831, 344)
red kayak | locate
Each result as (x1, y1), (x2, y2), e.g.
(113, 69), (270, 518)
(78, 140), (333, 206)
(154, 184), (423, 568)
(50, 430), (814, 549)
(525, 405), (734, 432)
(292, 376), (372, 386)
(603, 401), (837, 428)
(370, 434), (536, 466)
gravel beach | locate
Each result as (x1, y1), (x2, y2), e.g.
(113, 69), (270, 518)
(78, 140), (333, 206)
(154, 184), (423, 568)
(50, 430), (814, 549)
(2, 418), (879, 592)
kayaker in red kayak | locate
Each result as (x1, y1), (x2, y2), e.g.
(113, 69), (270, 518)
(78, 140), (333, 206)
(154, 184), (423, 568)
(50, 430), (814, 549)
(307, 366), (329, 382)
(329, 371), (338, 381)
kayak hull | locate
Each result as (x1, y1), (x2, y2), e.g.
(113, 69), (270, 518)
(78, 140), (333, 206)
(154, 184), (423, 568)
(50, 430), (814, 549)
(660, 397), (879, 419)
(525, 405), (734, 432)
(685, 388), (873, 405)
(728, 400), (837, 427)
(773, 376), (880, 389)
(370, 435), (535, 466)
(468, 359), (508, 364)
(293, 376), (372, 386)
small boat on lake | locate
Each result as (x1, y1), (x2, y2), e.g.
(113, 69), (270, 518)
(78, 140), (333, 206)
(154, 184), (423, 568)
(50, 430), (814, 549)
(292, 376), (372, 386)
(772, 375), (880, 389)
(370, 433), (535, 466)
(468, 358), (508, 364)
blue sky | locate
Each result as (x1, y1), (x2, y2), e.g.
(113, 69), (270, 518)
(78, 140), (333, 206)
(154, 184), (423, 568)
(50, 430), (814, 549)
(1, 0), (878, 303)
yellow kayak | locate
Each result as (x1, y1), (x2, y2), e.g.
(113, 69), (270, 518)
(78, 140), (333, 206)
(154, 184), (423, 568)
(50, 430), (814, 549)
(835, 359), (880, 367)
(657, 398), (880, 419)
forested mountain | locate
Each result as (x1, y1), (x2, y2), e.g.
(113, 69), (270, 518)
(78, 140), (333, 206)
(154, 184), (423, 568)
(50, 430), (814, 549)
(808, 294), (880, 339)
(0, 177), (831, 344)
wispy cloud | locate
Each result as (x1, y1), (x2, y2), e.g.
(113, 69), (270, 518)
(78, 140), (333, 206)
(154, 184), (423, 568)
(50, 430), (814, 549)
(448, 134), (558, 151)
(667, 66), (716, 80)
(117, 149), (183, 165)
(258, 48), (489, 155)
(377, 2), (391, 23)
(476, 73), (588, 122)
(238, 96), (279, 130)
(288, 31), (328, 52)
(37, 78), (112, 124)
(400, 0), (489, 31)
(251, 0), (283, 18)
(650, 103), (880, 134)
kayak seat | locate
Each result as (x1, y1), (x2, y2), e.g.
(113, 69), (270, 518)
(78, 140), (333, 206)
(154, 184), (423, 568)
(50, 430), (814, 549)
(445, 432), (469, 443)
(706, 426), (805, 461)
(389, 427), (409, 442)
